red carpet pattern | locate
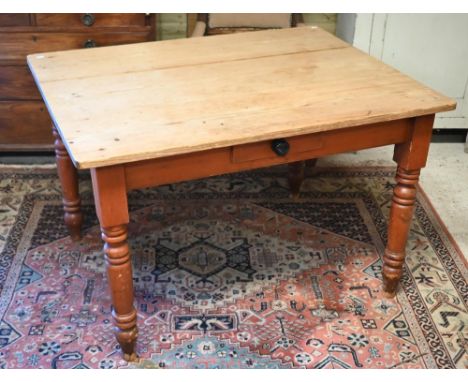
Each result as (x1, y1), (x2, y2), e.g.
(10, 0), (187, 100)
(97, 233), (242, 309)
(0, 165), (466, 368)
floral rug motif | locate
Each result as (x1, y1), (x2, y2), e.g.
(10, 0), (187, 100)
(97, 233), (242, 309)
(0, 165), (466, 369)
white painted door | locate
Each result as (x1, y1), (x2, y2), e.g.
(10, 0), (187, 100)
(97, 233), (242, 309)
(347, 14), (468, 129)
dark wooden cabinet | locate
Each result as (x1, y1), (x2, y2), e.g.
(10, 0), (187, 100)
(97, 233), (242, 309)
(0, 13), (156, 151)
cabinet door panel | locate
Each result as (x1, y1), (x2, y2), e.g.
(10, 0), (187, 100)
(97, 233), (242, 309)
(0, 14), (30, 27)
(0, 65), (41, 100)
(353, 14), (468, 128)
(382, 14), (468, 122)
(0, 101), (53, 149)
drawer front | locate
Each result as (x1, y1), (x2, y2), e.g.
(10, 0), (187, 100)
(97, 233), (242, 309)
(0, 65), (41, 100)
(0, 101), (53, 147)
(0, 14), (31, 27)
(0, 31), (153, 62)
(232, 133), (324, 163)
(35, 13), (149, 28)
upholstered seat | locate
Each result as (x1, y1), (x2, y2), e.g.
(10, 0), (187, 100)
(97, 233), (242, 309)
(191, 13), (305, 37)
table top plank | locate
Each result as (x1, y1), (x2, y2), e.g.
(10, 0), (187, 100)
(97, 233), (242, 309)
(28, 27), (456, 169)
(28, 27), (348, 83)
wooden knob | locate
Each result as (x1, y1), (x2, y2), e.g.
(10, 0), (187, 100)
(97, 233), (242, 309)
(83, 39), (97, 49)
(271, 139), (290, 157)
(81, 13), (95, 27)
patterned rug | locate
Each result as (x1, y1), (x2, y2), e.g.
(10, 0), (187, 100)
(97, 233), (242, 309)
(0, 165), (466, 369)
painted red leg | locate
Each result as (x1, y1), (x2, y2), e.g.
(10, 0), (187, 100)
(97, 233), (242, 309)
(52, 126), (82, 241)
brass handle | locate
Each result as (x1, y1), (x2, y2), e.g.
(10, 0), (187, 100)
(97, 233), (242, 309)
(271, 139), (290, 157)
(83, 39), (97, 49)
(81, 13), (95, 27)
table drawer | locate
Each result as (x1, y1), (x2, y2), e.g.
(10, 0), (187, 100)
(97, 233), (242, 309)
(0, 31), (153, 62)
(0, 65), (41, 100)
(0, 101), (53, 147)
(231, 133), (324, 163)
(35, 13), (149, 28)
(0, 14), (31, 27)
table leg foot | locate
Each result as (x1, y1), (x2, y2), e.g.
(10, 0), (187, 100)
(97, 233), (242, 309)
(52, 126), (82, 241)
(123, 351), (139, 363)
(288, 161), (305, 198)
(117, 325), (139, 362)
(102, 224), (138, 360)
(382, 255), (400, 298)
(64, 200), (82, 242)
(383, 167), (420, 295)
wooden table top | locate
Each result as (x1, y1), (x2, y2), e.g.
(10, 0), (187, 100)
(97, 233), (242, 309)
(28, 27), (456, 169)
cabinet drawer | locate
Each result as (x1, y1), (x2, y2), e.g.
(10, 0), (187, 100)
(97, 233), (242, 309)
(0, 101), (53, 147)
(0, 31), (153, 62)
(35, 13), (149, 28)
(0, 65), (41, 100)
(0, 14), (31, 27)
(232, 133), (323, 163)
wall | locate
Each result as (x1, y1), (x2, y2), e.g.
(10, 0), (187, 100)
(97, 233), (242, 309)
(343, 14), (468, 130)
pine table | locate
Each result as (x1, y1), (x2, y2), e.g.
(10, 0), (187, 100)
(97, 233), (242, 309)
(28, 27), (456, 360)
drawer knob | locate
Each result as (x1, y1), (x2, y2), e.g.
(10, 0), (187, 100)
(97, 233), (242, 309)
(271, 139), (290, 157)
(81, 13), (95, 27)
(83, 39), (97, 49)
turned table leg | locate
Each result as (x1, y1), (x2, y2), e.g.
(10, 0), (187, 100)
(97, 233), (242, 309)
(383, 115), (434, 296)
(91, 165), (138, 361)
(383, 167), (420, 295)
(52, 125), (82, 241)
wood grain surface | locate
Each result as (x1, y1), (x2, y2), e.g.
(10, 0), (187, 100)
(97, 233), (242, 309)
(28, 27), (456, 169)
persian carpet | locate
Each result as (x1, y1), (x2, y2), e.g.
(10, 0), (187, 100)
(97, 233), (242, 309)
(0, 165), (466, 369)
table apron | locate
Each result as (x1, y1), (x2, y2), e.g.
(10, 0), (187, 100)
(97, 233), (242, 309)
(124, 118), (414, 191)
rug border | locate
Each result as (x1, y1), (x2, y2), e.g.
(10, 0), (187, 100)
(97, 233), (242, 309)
(417, 185), (468, 269)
